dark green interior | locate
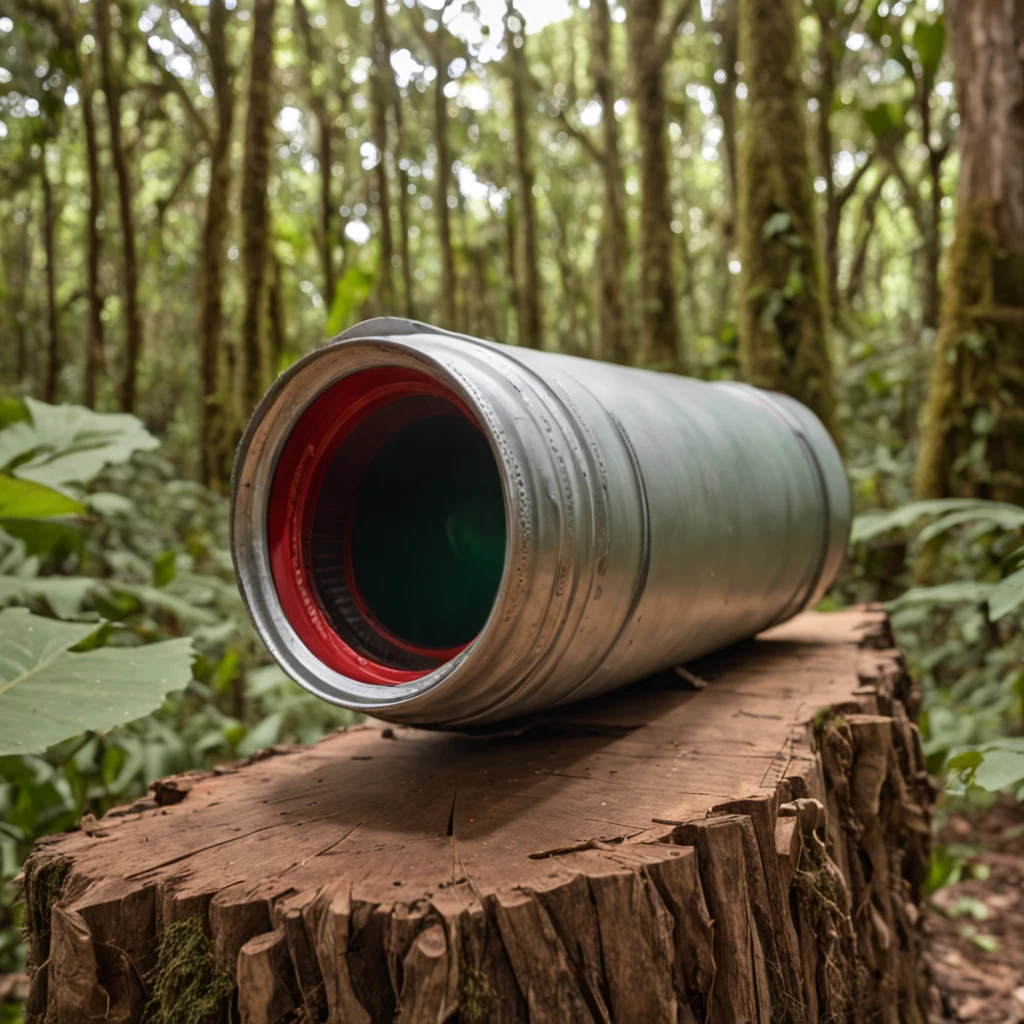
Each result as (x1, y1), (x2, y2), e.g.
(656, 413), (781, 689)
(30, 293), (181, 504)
(351, 414), (506, 650)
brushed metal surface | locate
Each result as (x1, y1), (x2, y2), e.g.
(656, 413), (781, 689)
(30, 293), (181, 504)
(231, 317), (851, 727)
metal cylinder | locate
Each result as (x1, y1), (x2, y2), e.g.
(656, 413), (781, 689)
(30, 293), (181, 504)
(231, 317), (850, 728)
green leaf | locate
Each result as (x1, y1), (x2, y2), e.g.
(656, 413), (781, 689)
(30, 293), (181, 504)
(0, 575), (110, 619)
(236, 713), (285, 758)
(2, 398), (159, 492)
(153, 550), (177, 589)
(889, 581), (994, 607)
(973, 749), (1024, 792)
(861, 102), (907, 143)
(851, 499), (1018, 544)
(946, 750), (983, 774)
(0, 476), (86, 520)
(912, 18), (946, 75)
(763, 211), (792, 239)
(0, 608), (194, 756)
(989, 567), (1024, 620)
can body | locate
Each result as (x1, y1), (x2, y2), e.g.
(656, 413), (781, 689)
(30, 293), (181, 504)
(231, 317), (850, 727)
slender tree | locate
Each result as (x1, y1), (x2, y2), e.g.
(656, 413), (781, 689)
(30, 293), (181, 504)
(505, 2), (542, 348)
(812, 0), (876, 323)
(294, 0), (338, 313)
(627, 0), (691, 370)
(737, 0), (838, 438)
(591, 0), (629, 363)
(239, 0), (277, 413)
(40, 155), (61, 404)
(414, 0), (459, 329)
(371, 0), (395, 308)
(393, 85), (415, 318)
(80, 48), (104, 409)
(915, 0), (1024, 502)
(96, 0), (143, 413)
(197, 0), (236, 488)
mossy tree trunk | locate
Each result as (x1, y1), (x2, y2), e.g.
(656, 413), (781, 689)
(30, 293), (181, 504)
(505, 3), (543, 349)
(239, 0), (277, 415)
(915, 0), (1024, 503)
(737, 0), (838, 440)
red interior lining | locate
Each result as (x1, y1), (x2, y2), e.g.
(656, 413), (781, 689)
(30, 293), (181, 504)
(267, 367), (480, 685)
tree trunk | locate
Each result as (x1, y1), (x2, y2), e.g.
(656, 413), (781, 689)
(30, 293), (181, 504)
(915, 0), (1024, 503)
(506, 3), (542, 349)
(22, 609), (933, 1024)
(371, 0), (395, 309)
(628, 0), (682, 371)
(41, 160), (61, 405)
(393, 91), (416, 319)
(198, 0), (236, 490)
(846, 171), (890, 307)
(434, 15), (458, 330)
(816, 6), (840, 321)
(96, 0), (143, 414)
(81, 52), (105, 410)
(504, 196), (520, 343)
(591, 0), (630, 364)
(737, 0), (838, 440)
(294, 0), (336, 314)
(240, 0), (277, 414)
(267, 250), (288, 374)
(918, 85), (943, 331)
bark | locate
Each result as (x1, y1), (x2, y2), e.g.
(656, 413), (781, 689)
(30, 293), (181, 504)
(591, 0), (630, 364)
(41, 160), (61, 404)
(23, 609), (932, 1024)
(371, 0), (395, 308)
(737, 0), (839, 440)
(915, 0), (1024, 503)
(506, 3), (542, 349)
(239, 0), (277, 414)
(81, 52), (105, 410)
(96, 0), (143, 414)
(627, 0), (685, 371)
(294, 0), (336, 313)
(198, 0), (236, 489)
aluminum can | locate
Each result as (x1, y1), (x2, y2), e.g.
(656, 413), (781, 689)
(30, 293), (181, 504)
(231, 317), (850, 727)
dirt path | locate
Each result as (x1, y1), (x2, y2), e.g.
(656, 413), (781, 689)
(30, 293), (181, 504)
(926, 799), (1024, 1022)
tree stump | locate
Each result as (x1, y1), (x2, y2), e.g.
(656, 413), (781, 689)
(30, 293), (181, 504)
(22, 607), (934, 1023)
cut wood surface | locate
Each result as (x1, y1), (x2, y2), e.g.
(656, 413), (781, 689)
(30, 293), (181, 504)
(22, 607), (934, 1023)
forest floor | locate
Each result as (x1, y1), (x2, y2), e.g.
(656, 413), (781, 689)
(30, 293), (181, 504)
(926, 798), (1024, 1022)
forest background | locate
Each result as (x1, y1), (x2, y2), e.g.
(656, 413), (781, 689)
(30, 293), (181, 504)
(0, 0), (1023, 1016)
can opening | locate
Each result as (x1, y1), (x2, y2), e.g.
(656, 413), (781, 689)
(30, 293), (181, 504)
(267, 367), (507, 685)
